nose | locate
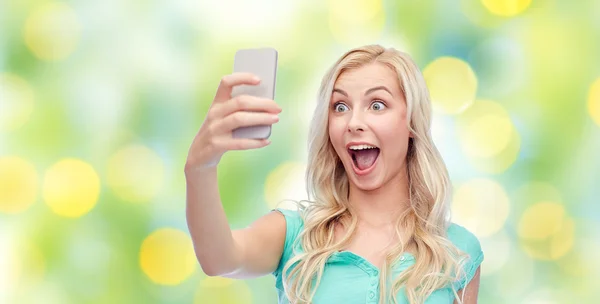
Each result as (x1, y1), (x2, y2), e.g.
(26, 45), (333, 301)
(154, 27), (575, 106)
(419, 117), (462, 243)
(347, 111), (366, 133)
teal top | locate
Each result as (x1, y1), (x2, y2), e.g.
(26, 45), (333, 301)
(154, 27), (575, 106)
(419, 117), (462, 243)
(272, 208), (484, 304)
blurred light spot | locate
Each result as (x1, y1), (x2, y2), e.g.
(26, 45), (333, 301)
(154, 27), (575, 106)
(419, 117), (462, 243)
(264, 162), (307, 209)
(588, 78), (600, 126)
(0, 232), (46, 302)
(24, 2), (80, 61)
(66, 61), (127, 135)
(461, 0), (505, 28)
(195, 279), (252, 304)
(423, 57), (477, 115)
(513, 181), (563, 207)
(0, 230), (18, 301)
(471, 127), (520, 174)
(457, 99), (520, 173)
(18, 281), (69, 304)
(139, 228), (196, 285)
(519, 202), (565, 239)
(0, 156), (38, 214)
(329, 0), (385, 45)
(430, 113), (449, 146)
(468, 37), (526, 96)
(182, 0), (298, 41)
(452, 178), (510, 237)
(518, 17), (586, 82)
(557, 220), (600, 297)
(462, 114), (512, 158)
(480, 0), (532, 17)
(0, 74), (35, 132)
(518, 202), (575, 260)
(480, 230), (510, 276)
(14, 241), (46, 287)
(523, 289), (568, 304)
(495, 250), (534, 298)
(107, 144), (165, 203)
(68, 226), (111, 277)
(42, 159), (100, 218)
(200, 276), (234, 288)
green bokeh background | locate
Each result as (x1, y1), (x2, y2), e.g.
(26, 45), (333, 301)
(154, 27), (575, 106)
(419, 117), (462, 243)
(1, 0), (600, 303)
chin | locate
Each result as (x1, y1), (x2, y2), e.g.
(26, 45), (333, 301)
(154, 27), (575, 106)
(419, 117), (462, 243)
(344, 166), (385, 191)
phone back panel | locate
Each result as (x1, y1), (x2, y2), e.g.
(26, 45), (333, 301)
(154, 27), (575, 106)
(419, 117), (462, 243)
(231, 48), (278, 139)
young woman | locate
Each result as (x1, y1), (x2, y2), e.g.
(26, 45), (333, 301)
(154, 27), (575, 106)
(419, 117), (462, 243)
(185, 45), (484, 304)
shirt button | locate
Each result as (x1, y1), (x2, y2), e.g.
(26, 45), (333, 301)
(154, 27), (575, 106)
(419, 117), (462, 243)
(400, 256), (405, 261)
(369, 291), (375, 299)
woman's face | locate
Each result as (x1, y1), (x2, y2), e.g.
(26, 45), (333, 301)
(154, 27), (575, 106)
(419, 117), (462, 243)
(328, 62), (411, 191)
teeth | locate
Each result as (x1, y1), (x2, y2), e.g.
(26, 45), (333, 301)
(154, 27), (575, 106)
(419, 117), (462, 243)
(348, 144), (377, 150)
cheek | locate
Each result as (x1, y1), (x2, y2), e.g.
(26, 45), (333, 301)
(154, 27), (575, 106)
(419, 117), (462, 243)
(376, 117), (410, 155)
(376, 114), (410, 137)
(328, 117), (344, 139)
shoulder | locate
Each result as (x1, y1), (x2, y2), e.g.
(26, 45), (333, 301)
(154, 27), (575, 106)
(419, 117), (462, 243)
(446, 223), (483, 257)
(272, 208), (305, 277)
(273, 208), (305, 237)
(446, 223), (484, 290)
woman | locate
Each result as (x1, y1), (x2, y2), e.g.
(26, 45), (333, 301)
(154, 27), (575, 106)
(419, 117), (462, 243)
(185, 45), (484, 304)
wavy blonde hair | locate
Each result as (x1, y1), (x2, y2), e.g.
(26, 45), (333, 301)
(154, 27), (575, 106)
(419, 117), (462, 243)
(280, 45), (469, 304)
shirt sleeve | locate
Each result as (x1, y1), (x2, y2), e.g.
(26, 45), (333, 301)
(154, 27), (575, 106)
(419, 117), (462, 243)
(447, 223), (484, 291)
(272, 208), (303, 278)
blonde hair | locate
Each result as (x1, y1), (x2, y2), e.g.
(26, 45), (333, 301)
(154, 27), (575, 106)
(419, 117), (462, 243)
(280, 45), (469, 303)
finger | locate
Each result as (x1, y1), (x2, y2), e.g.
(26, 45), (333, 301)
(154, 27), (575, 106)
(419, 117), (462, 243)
(214, 111), (279, 133)
(212, 95), (282, 118)
(222, 138), (271, 151)
(214, 73), (261, 103)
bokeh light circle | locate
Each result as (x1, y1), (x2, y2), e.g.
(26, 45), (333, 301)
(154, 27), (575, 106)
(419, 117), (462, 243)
(480, 230), (511, 276)
(328, 0), (385, 45)
(519, 202), (565, 239)
(423, 57), (478, 115)
(0, 74), (35, 132)
(468, 37), (526, 96)
(0, 156), (38, 214)
(195, 277), (253, 304)
(106, 144), (165, 203)
(556, 220), (600, 296)
(481, 0), (532, 17)
(518, 202), (575, 260)
(42, 159), (100, 218)
(588, 78), (600, 127)
(452, 178), (510, 237)
(456, 99), (520, 173)
(24, 2), (81, 61)
(139, 228), (197, 285)
(264, 161), (307, 209)
(461, 114), (513, 158)
(495, 249), (535, 299)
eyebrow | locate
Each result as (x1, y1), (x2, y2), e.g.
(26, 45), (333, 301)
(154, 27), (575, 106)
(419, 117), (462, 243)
(332, 86), (393, 97)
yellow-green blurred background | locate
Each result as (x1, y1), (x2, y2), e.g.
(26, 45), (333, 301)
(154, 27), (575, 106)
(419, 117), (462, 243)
(1, 0), (600, 303)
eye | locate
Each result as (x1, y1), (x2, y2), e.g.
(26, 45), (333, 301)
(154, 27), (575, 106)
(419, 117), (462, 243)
(333, 102), (349, 112)
(371, 100), (386, 111)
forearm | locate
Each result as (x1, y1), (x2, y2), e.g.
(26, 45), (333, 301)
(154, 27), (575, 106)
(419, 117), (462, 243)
(185, 166), (241, 276)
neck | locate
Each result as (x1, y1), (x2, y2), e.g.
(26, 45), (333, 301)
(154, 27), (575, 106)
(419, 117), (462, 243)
(347, 170), (411, 228)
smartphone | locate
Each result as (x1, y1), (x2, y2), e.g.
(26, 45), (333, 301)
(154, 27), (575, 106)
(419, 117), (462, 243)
(231, 47), (278, 139)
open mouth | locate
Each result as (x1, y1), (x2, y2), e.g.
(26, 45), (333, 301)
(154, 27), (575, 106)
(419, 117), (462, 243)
(348, 146), (380, 172)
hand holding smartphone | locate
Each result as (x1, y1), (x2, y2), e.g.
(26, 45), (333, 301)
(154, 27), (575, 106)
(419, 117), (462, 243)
(184, 48), (281, 171)
(231, 48), (278, 139)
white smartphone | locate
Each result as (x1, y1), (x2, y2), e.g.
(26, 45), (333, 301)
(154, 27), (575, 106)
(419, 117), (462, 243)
(231, 47), (278, 139)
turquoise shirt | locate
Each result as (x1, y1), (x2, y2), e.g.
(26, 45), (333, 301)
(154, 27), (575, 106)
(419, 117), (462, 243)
(272, 208), (484, 304)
